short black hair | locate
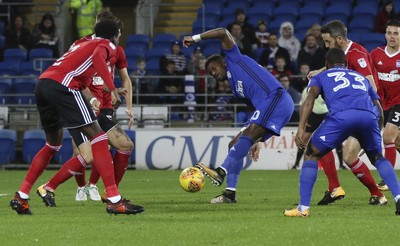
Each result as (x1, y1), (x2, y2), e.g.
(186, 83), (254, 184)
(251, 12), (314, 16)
(326, 48), (346, 66)
(386, 19), (400, 28)
(94, 19), (119, 40)
(205, 54), (224, 69)
(96, 10), (114, 22)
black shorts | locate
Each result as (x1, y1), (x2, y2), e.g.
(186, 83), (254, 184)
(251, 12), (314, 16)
(98, 108), (117, 133)
(305, 112), (327, 133)
(384, 104), (400, 127)
(35, 79), (97, 130)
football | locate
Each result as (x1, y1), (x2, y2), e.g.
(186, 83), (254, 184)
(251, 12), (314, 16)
(179, 167), (205, 192)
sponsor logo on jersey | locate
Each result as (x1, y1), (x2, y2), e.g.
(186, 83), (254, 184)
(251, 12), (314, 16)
(396, 60), (400, 68)
(236, 80), (244, 97)
(377, 71), (400, 82)
(357, 58), (367, 68)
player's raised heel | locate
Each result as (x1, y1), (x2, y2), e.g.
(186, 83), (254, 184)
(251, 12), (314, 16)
(317, 186), (345, 205)
(195, 162), (225, 186)
(37, 184), (56, 207)
(369, 195), (388, 205)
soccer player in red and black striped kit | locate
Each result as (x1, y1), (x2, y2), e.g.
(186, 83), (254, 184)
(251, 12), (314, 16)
(371, 19), (400, 191)
(10, 19), (143, 215)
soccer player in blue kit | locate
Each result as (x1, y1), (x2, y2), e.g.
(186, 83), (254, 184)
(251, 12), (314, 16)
(284, 48), (400, 217)
(183, 28), (294, 203)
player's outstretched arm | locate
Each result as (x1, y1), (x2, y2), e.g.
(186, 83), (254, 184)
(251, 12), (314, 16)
(183, 27), (235, 51)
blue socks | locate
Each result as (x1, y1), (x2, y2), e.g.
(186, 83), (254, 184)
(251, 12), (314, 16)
(299, 160), (318, 207)
(375, 158), (400, 197)
(220, 135), (254, 173)
(226, 159), (243, 190)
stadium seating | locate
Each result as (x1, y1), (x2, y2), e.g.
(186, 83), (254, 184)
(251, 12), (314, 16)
(142, 106), (168, 128)
(22, 129), (46, 163)
(145, 59), (161, 75)
(29, 48), (53, 60)
(272, 5), (298, 24)
(19, 61), (40, 76)
(348, 16), (375, 34)
(323, 5), (351, 25)
(153, 33), (176, 49)
(146, 47), (169, 60)
(0, 21), (4, 35)
(0, 106), (8, 129)
(0, 61), (20, 76)
(125, 34), (150, 49)
(3, 48), (27, 62)
(360, 32), (386, 52)
(0, 129), (16, 164)
(124, 47), (147, 61)
(13, 78), (37, 104)
(347, 32), (362, 43)
(116, 106), (142, 129)
(302, 0), (326, 8)
(277, 0), (300, 8)
(0, 35), (5, 49)
(298, 5), (324, 21)
(197, 4), (222, 20)
(352, 4), (378, 20)
(53, 130), (73, 164)
(224, 1), (249, 11)
(246, 5), (273, 19)
(0, 78), (13, 104)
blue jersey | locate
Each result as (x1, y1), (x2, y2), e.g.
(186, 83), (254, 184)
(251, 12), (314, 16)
(223, 45), (284, 106)
(309, 66), (380, 116)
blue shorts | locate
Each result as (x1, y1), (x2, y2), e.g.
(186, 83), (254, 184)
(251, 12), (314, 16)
(311, 109), (382, 156)
(248, 89), (294, 140)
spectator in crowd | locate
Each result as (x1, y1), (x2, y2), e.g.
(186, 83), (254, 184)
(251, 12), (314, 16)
(258, 33), (291, 71)
(227, 8), (257, 48)
(187, 46), (205, 76)
(375, 0), (396, 33)
(131, 58), (153, 104)
(230, 23), (253, 57)
(278, 21), (301, 65)
(5, 14), (31, 50)
(305, 23), (324, 49)
(210, 80), (233, 121)
(292, 63), (310, 93)
(31, 13), (60, 57)
(278, 73), (300, 122)
(271, 55), (294, 79)
(297, 34), (326, 71)
(69, 0), (102, 39)
(161, 40), (187, 75)
(255, 20), (269, 48)
(157, 59), (184, 107)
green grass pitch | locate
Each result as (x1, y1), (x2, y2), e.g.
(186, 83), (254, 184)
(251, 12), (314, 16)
(1, 169), (400, 246)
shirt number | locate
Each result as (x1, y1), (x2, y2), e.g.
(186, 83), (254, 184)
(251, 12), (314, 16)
(328, 71), (367, 92)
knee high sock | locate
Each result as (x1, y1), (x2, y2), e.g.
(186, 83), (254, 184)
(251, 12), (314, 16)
(375, 158), (400, 197)
(74, 168), (86, 187)
(226, 159), (243, 191)
(320, 151), (340, 192)
(88, 163), (100, 186)
(299, 160), (319, 207)
(349, 159), (383, 197)
(385, 143), (396, 168)
(91, 133), (119, 198)
(113, 150), (131, 187)
(46, 154), (87, 191)
(19, 144), (61, 195)
(220, 135), (253, 173)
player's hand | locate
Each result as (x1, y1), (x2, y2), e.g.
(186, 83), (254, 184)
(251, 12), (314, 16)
(249, 143), (260, 162)
(117, 87), (128, 97)
(91, 98), (100, 111)
(125, 108), (134, 129)
(183, 36), (195, 48)
(111, 89), (122, 109)
(295, 129), (307, 150)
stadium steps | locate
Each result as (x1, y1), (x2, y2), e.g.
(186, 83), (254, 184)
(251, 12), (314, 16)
(155, 0), (202, 37)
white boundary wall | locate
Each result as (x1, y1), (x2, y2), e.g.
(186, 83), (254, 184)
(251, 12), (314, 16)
(136, 127), (397, 170)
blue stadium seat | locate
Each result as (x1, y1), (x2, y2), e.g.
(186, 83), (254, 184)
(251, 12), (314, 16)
(3, 48), (27, 62)
(268, 18), (291, 34)
(302, 0), (326, 8)
(192, 18), (218, 34)
(145, 59), (160, 75)
(347, 32), (362, 43)
(0, 78), (12, 104)
(218, 15), (236, 29)
(273, 5), (298, 22)
(13, 78), (37, 104)
(125, 47), (147, 61)
(295, 16), (322, 32)
(348, 16), (375, 34)
(225, 0), (249, 11)
(125, 34), (150, 49)
(322, 15), (348, 27)
(324, 5), (351, 25)
(0, 129), (16, 164)
(203, 45), (222, 57)
(352, 3), (378, 20)
(298, 5), (325, 20)
(53, 130), (73, 164)
(326, 0), (352, 9)
(20, 61), (40, 76)
(29, 48), (53, 60)
(146, 48), (169, 60)
(222, 5), (248, 16)
(0, 61), (20, 76)
(153, 33), (176, 49)
(22, 129), (46, 163)
(277, 0), (300, 8)
(124, 129), (136, 163)
(360, 33), (386, 52)
(197, 5), (222, 20)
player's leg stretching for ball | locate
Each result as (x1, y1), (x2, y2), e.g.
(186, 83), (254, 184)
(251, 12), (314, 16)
(196, 90), (294, 203)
